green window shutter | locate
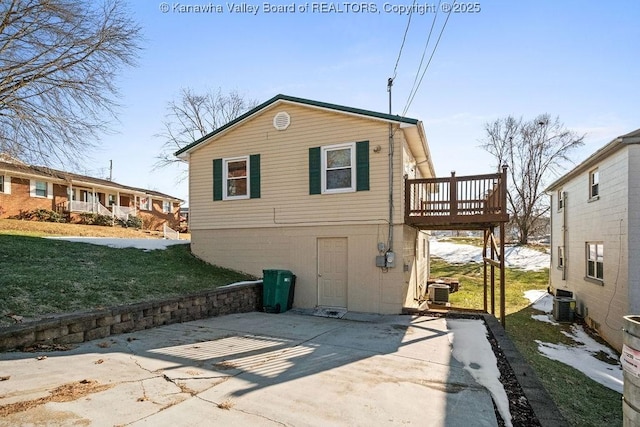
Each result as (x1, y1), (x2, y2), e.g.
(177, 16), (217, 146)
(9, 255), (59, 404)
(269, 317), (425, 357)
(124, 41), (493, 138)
(213, 158), (223, 201)
(250, 154), (261, 199)
(356, 140), (370, 191)
(309, 147), (321, 195)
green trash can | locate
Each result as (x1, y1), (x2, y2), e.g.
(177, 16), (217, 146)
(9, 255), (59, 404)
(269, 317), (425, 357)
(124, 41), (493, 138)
(262, 269), (295, 313)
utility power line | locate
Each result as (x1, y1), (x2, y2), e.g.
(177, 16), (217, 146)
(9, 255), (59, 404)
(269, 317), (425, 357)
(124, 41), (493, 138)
(402, 0), (456, 116)
(391, 0), (417, 81)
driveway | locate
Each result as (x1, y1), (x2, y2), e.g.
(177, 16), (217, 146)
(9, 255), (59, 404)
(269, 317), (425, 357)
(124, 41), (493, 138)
(0, 311), (547, 426)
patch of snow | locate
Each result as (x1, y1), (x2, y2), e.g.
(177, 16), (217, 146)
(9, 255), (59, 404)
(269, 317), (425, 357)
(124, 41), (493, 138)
(47, 237), (190, 251)
(531, 314), (558, 325)
(219, 280), (263, 288)
(536, 324), (623, 394)
(430, 240), (549, 271)
(447, 318), (512, 427)
(524, 292), (623, 394)
(525, 290), (553, 313)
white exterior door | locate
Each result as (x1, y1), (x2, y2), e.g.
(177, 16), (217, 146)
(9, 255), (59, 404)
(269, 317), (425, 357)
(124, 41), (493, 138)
(317, 238), (348, 308)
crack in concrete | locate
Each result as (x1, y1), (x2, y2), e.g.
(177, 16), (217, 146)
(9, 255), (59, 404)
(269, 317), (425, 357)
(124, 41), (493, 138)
(232, 406), (288, 426)
(193, 394), (288, 426)
(114, 328), (342, 426)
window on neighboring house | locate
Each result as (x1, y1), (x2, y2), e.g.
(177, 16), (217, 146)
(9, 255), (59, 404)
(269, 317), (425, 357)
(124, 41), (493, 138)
(78, 190), (93, 203)
(589, 169), (599, 199)
(212, 155), (260, 201)
(309, 141), (369, 195)
(1, 175), (11, 194)
(139, 196), (151, 211)
(557, 190), (564, 210)
(586, 242), (603, 281)
(35, 181), (48, 198)
(558, 246), (565, 268)
(163, 200), (171, 213)
(108, 194), (116, 206)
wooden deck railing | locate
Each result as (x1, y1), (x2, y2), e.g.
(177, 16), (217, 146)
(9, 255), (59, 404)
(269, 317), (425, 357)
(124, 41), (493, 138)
(405, 166), (509, 229)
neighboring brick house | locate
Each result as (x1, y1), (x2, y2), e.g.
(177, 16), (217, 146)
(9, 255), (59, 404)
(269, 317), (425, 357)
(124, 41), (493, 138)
(546, 128), (640, 351)
(0, 156), (182, 231)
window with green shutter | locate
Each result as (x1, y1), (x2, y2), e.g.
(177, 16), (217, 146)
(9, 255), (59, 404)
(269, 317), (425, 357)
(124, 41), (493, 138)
(309, 147), (321, 195)
(213, 155), (260, 201)
(309, 141), (369, 195)
(355, 140), (369, 191)
(249, 154), (260, 199)
(213, 159), (223, 201)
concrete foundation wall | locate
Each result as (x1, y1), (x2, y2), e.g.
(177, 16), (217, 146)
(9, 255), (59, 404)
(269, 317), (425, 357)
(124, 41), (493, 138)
(191, 224), (426, 315)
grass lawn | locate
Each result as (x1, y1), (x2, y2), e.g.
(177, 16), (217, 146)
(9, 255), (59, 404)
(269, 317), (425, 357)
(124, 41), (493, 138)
(431, 257), (622, 427)
(0, 218), (175, 238)
(431, 258), (549, 317)
(0, 232), (253, 325)
(0, 220), (623, 425)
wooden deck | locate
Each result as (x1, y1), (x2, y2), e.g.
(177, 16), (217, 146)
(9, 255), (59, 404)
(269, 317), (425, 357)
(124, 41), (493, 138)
(404, 166), (509, 229)
(405, 166), (510, 324)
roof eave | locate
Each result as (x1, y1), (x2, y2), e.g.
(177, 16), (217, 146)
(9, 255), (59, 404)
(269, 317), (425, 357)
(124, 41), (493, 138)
(174, 94), (420, 158)
(0, 162), (183, 202)
(545, 130), (640, 192)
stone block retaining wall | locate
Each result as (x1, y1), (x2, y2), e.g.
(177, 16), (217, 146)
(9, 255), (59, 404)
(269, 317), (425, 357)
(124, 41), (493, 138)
(0, 281), (262, 351)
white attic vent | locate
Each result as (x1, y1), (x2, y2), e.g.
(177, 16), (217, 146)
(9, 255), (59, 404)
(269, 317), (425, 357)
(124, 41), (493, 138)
(273, 111), (291, 130)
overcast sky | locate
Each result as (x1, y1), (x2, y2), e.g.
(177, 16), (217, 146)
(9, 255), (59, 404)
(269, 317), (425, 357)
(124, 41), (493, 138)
(90, 0), (639, 204)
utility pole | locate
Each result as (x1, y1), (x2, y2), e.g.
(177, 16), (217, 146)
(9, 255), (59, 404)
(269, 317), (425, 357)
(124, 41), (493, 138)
(387, 78), (394, 253)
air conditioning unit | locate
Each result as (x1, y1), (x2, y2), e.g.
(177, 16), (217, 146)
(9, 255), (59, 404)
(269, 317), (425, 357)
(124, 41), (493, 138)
(555, 289), (573, 298)
(429, 283), (450, 304)
(553, 297), (576, 322)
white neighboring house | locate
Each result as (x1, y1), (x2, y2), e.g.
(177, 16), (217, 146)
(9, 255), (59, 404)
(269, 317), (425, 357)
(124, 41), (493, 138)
(546, 128), (640, 351)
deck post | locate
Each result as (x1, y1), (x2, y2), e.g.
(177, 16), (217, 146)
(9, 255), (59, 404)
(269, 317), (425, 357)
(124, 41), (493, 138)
(404, 177), (411, 219)
(490, 227), (496, 315)
(500, 165), (508, 215)
(449, 171), (457, 217)
(500, 222), (506, 325)
(483, 228), (488, 312)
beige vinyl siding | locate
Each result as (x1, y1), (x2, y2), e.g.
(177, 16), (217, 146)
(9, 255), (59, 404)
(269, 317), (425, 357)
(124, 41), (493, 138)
(188, 103), (407, 230)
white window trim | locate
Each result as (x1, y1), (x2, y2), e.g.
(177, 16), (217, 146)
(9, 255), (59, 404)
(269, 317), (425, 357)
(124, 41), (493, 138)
(30, 180), (53, 199)
(0, 175), (10, 194)
(589, 169), (600, 200)
(223, 156), (250, 200)
(321, 142), (356, 194)
(557, 189), (564, 211)
(162, 200), (171, 213)
(139, 196), (151, 211)
(586, 242), (604, 281)
(557, 246), (565, 268)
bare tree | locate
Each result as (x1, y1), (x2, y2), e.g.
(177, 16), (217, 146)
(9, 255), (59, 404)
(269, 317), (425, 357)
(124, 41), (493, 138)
(480, 114), (585, 245)
(154, 88), (258, 174)
(0, 0), (141, 166)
